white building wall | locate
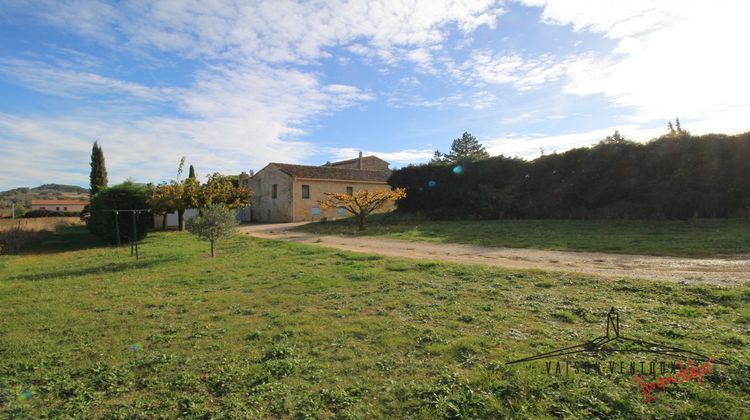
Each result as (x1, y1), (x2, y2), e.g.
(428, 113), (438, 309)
(153, 208), (199, 228)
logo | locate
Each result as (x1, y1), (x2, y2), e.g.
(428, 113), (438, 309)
(633, 358), (715, 403)
(507, 307), (727, 402)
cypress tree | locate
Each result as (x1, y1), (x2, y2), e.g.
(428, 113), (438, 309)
(188, 164), (197, 179)
(89, 141), (108, 197)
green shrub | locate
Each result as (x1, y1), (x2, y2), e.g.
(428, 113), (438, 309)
(186, 204), (238, 257)
(390, 132), (750, 220)
(87, 182), (151, 244)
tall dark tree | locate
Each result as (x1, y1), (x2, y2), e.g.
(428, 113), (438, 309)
(430, 150), (447, 164)
(432, 132), (490, 164)
(89, 141), (108, 197)
(188, 164), (197, 180)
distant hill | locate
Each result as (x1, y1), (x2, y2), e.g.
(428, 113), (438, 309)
(0, 184), (89, 213)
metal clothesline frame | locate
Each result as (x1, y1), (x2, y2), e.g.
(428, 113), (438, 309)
(104, 209), (151, 259)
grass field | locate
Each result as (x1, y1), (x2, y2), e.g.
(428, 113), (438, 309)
(296, 213), (750, 257)
(1, 227), (749, 418)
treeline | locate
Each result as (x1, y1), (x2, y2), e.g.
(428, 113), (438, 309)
(389, 132), (750, 220)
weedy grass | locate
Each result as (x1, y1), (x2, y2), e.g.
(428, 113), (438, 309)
(0, 227), (749, 418)
(0, 217), (82, 254)
(0, 217), (82, 232)
(297, 213), (750, 257)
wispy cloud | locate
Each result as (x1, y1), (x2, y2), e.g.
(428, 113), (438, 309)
(327, 147), (435, 167)
(0, 58), (175, 100)
(0, 0), (505, 188)
(386, 91), (496, 110)
(463, 50), (572, 91)
(524, 0), (750, 132)
(18, 0), (505, 65)
(1, 0), (747, 190)
(0, 112), (316, 190)
(484, 125), (665, 160)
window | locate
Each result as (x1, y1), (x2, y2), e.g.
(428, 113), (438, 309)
(56, 207), (60, 211)
(312, 206), (320, 217)
(63, 207), (67, 211)
(338, 207), (345, 217)
(40, 207), (46, 210)
(346, 186), (353, 195)
(302, 185), (310, 199)
(272, 184), (277, 199)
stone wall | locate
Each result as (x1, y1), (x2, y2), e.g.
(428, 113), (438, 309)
(246, 165), (293, 222)
(291, 179), (393, 221)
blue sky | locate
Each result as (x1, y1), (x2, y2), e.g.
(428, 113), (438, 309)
(1, 0), (748, 190)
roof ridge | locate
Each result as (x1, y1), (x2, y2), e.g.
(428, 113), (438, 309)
(265, 162), (390, 182)
(274, 162), (387, 171)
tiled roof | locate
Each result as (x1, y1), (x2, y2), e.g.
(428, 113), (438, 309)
(325, 155), (389, 166)
(31, 199), (89, 205)
(271, 163), (390, 182)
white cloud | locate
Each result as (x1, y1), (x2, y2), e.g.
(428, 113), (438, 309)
(0, 113), (316, 190)
(19, 0), (505, 66)
(327, 147), (435, 167)
(523, 0), (750, 134)
(465, 50), (572, 90)
(3, 0), (748, 191)
(0, 58), (377, 190)
(179, 63), (373, 121)
(0, 0), (506, 188)
(520, 0), (679, 38)
(484, 125), (665, 160)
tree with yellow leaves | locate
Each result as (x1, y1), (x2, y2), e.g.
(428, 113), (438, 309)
(199, 173), (252, 210)
(319, 188), (406, 231)
(147, 183), (178, 230)
(146, 158), (200, 231)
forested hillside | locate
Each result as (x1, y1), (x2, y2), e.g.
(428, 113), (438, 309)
(390, 132), (750, 220)
(0, 184), (89, 215)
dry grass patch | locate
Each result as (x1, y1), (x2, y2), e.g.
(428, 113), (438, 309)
(0, 217), (82, 254)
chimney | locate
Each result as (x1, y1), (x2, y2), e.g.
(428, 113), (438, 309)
(358, 151), (363, 169)
(239, 171), (254, 187)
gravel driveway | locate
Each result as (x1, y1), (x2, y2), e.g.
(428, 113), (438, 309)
(238, 223), (750, 286)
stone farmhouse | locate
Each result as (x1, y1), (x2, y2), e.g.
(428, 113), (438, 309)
(240, 153), (393, 222)
(30, 199), (88, 212)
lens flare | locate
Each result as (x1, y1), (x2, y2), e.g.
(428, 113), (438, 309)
(18, 390), (31, 401)
(130, 343), (142, 352)
(428, 180), (437, 188)
(452, 165), (463, 174)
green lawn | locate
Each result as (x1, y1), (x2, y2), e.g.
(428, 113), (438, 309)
(1, 227), (749, 418)
(296, 213), (750, 257)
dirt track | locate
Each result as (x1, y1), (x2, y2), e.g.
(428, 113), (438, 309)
(238, 223), (750, 286)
